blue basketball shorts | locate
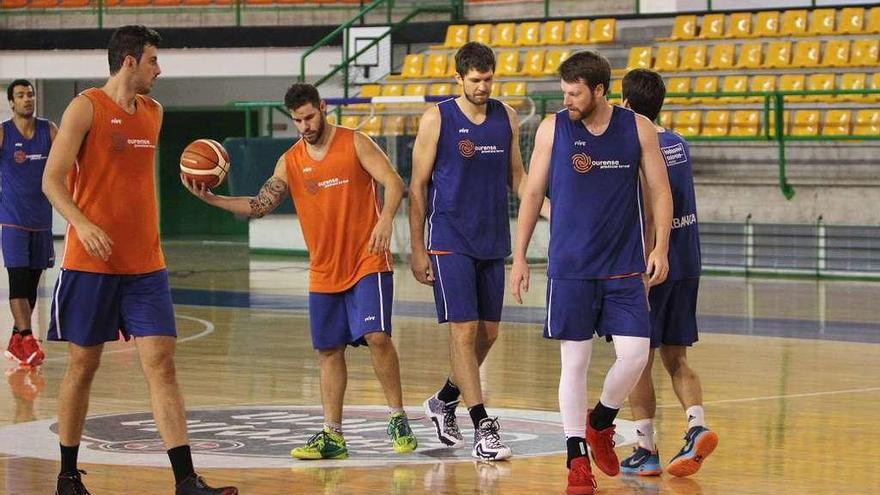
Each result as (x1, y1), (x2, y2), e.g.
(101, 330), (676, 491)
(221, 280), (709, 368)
(1, 226), (54, 269)
(47, 268), (177, 347)
(308, 271), (393, 351)
(648, 277), (699, 349)
(430, 253), (504, 324)
(544, 275), (651, 341)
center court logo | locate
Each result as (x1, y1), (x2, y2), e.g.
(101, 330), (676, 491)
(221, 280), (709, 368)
(458, 139), (476, 158)
(572, 153), (593, 173)
(0, 405), (637, 468)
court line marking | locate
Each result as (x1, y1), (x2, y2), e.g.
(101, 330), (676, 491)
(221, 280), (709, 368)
(41, 314), (215, 363)
(658, 386), (880, 409)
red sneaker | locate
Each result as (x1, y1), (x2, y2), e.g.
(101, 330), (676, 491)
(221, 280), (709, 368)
(586, 409), (620, 476)
(566, 456), (596, 495)
(20, 335), (45, 366)
(5, 333), (24, 363)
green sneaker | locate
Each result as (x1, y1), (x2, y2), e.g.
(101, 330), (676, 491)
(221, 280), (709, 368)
(291, 427), (349, 460)
(387, 412), (418, 454)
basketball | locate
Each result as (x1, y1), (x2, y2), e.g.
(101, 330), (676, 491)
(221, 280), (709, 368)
(179, 138), (230, 189)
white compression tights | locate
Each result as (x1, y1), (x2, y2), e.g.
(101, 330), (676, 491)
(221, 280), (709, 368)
(599, 335), (651, 409)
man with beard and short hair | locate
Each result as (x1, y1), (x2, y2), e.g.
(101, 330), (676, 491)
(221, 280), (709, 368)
(182, 82), (417, 460)
(1, 79), (57, 367)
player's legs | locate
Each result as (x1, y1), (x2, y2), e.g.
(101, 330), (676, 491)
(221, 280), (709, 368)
(318, 345), (347, 425)
(659, 345), (702, 412)
(364, 331), (402, 407)
(135, 336), (188, 448)
(56, 340), (103, 491)
(620, 348), (663, 476)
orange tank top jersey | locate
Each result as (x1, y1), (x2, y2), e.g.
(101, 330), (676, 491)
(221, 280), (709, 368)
(284, 126), (393, 293)
(62, 88), (165, 275)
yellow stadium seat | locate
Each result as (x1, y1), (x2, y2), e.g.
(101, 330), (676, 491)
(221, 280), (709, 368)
(520, 50), (546, 77)
(752, 11), (779, 37)
(791, 40), (820, 68)
(360, 84), (381, 98)
(779, 74), (805, 101)
(471, 24), (492, 45)
(838, 73), (866, 102)
(668, 15), (697, 40)
(501, 81), (526, 97)
(340, 115), (360, 129)
(590, 18), (615, 43)
(868, 7), (880, 33)
(543, 49), (571, 75)
(679, 45), (706, 71)
(384, 116), (407, 137)
(822, 40), (850, 68)
(850, 39), (879, 66)
(608, 79), (622, 104)
(720, 75), (747, 102)
(442, 25), (468, 49)
(380, 84), (404, 97)
(730, 110), (760, 136)
(653, 46), (679, 72)
(869, 73), (880, 103)
(726, 12), (751, 38)
(735, 43), (763, 69)
(707, 44), (734, 70)
(748, 75), (776, 103)
(698, 13), (725, 39)
(518, 22), (541, 46)
(566, 19), (590, 44)
(808, 8), (835, 36)
(446, 54), (456, 77)
(791, 110), (819, 136)
(361, 115), (383, 137)
(674, 110), (701, 137)
(822, 110), (851, 136)
(838, 7), (865, 34)
(665, 77), (690, 104)
(542, 21), (565, 45)
(404, 84), (427, 97)
(495, 51), (519, 76)
(692, 76), (719, 103)
(765, 41), (792, 68)
(493, 23), (516, 47)
(425, 54), (447, 78)
(780, 9), (808, 36)
(429, 83), (452, 97)
(804, 73), (835, 103)
(702, 110), (730, 136)
(626, 46), (652, 70)
(326, 113), (338, 126)
(400, 54), (424, 78)
(658, 111), (673, 128)
(853, 109), (880, 136)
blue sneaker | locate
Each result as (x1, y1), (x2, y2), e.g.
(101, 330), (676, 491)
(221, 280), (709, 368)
(620, 446), (662, 476)
(667, 426), (718, 477)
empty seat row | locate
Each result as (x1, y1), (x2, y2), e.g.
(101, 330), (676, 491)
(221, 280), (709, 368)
(627, 39), (879, 73)
(665, 7), (880, 40)
(399, 49), (571, 79)
(661, 72), (880, 104)
(357, 81), (525, 99)
(658, 109), (880, 137)
(440, 19), (614, 49)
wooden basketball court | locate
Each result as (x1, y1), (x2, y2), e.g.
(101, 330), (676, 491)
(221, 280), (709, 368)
(2, 242), (879, 494)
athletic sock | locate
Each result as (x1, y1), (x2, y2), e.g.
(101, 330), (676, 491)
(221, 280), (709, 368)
(468, 403), (488, 429)
(634, 418), (656, 451)
(19, 328), (32, 338)
(686, 405), (705, 429)
(167, 445), (195, 484)
(589, 401), (619, 431)
(437, 377), (460, 403)
(12, 327), (20, 336)
(60, 444), (79, 475)
(566, 436), (588, 468)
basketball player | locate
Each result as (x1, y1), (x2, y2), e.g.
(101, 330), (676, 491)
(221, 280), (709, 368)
(182, 83), (417, 460)
(618, 68), (718, 478)
(510, 51), (672, 494)
(42, 26), (238, 495)
(409, 41), (544, 460)
(1, 79), (56, 367)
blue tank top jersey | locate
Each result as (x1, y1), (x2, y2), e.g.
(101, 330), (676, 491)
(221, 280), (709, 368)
(658, 130), (701, 280)
(0, 118), (53, 230)
(547, 106), (646, 279)
(427, 98), (512, 259)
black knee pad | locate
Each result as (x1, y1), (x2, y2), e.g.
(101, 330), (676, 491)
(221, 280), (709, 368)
(7, 267), (31, 300)
(28, 269), (43, 304)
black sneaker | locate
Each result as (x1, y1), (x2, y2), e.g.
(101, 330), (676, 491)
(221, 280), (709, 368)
(175, 474), (239, 495)
(56, 469), (91, 495)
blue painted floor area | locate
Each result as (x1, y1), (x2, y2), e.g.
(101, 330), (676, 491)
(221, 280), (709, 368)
(169, 287), (880, 344)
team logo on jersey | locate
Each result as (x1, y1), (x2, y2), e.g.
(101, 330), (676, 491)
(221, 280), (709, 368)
(458, 139), (476, 158)
(13, 149), (27, 164)
(572, 153), (593, 173)
(111, 132), (127, 152)
(303, 178), (320, 195)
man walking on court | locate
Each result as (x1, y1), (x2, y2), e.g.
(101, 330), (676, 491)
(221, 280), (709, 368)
(2, 79), (57, 367)
(511, 51), (673, 494)
(182, 83), (417, 460)
(43, 25), (238, 495)
(617, 68), (718, 478)
(409, 41), (539, 460)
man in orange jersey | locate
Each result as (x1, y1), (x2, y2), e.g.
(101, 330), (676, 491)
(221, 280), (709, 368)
(182, 83), (417, 460)
(42, 25), (237, 495)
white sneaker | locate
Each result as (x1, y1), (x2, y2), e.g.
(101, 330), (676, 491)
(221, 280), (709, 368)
(423, 393), (465, 448)
(472, 417), (512, 461)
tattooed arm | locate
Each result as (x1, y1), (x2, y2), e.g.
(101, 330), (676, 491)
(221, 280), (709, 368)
(181, 156), (289, 218)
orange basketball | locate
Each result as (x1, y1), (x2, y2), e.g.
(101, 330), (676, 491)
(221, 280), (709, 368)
(180, 139), (230, 189)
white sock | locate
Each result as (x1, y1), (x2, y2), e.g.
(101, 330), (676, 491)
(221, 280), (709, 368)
(634, 418), (655, 451)
(559, 339), (593, 438)
(686, 405), (705, 429)
(324, 422), (343, 435)
(599, 336), (651, 408)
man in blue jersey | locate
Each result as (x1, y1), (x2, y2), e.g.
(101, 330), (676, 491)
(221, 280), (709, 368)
(617, 68), (718, 478)
(511, 51), (673, 494)
(409, 42), (541, 461)
(1, 79), (57, 367)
